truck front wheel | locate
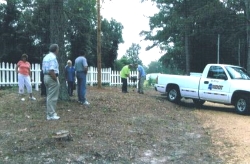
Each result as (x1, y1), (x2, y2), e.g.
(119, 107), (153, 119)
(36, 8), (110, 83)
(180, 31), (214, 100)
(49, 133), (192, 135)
(234, 95), (250, 115)
(167, 87), (180, 103)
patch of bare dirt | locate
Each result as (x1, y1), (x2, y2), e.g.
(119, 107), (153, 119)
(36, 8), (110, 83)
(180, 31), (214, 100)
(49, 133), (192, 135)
(0, 86), (245, 163)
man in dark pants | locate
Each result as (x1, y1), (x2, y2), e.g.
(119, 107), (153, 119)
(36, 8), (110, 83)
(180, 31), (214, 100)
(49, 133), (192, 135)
(120, 64), (132, 93)
(134, 63), (146, 94)
(74, 51), (89, 105)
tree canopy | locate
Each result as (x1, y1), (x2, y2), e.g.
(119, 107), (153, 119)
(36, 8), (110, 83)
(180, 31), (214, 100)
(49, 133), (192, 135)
(141, 0), (248, 73)
(0, 0), (124, 70)
(124, 43), (142, 65)
(1, 0), (250, 75)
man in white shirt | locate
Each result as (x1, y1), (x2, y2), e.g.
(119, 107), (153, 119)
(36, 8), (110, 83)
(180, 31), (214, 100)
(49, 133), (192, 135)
(42, 44), (60, 120)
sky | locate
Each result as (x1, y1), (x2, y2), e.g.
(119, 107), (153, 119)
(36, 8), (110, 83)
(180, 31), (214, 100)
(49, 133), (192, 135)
(101, 0), (164, 66)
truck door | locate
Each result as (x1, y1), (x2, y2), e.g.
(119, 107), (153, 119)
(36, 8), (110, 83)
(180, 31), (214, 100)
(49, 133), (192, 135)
(199, 66), (230, 103)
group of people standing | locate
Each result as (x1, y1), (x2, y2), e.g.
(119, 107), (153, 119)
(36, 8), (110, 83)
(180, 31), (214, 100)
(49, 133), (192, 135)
(42, 45), (90, 120)
(16, 44), (145, 121)
(120, 63), (146, 94)
(16, 44), (89, 121)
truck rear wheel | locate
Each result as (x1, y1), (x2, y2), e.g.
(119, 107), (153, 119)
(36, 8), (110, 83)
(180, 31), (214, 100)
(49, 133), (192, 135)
(234, 95), (250, 115)
(167, 86), (180, 103)
(193, 99), (205, 107)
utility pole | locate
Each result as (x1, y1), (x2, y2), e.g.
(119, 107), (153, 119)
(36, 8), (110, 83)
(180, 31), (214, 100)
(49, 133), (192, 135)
(238, 39), (241, 66)
(217, 34), (220, 64)
(246, 0), (250, 73)
(97, 0), (102, 88)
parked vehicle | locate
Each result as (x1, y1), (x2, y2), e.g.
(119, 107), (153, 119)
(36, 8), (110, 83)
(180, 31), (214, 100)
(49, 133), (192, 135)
(154, 64), (250, 115)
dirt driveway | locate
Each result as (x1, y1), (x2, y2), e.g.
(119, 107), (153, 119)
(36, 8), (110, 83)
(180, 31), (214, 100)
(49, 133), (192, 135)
(193, 102), (250, 163)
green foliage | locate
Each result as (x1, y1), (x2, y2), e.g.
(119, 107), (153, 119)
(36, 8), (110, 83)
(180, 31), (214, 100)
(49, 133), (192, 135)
(0, 0), (249, 73)
(147, 60), (163, 73)
(147, 60), (171, 74)
(0, 0), (51, 63)
(0, 0), (123, 69)
(141, 0), (247, 72)
(147, 77), (156, 86)
(64, 0), (97, 66)
(100, 18), (124, 69)
(114, 56), (130, 70)
(159, 45), (185, 72)
(124, 43), (142, 65)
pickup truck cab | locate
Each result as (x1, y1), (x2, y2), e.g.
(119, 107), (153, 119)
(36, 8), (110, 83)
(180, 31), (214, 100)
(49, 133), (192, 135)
(154, 64), (250, 115)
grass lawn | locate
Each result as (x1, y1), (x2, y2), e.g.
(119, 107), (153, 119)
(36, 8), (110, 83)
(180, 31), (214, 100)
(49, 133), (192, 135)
(0, 86), (221, 163)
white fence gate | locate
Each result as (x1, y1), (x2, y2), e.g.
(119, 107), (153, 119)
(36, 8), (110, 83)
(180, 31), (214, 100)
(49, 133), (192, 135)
(0, 62), (138, 91)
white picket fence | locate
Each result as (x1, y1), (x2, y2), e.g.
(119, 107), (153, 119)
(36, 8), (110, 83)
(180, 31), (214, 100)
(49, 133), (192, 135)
(0, 62), (41, 90)
(0, 62), (138, 91)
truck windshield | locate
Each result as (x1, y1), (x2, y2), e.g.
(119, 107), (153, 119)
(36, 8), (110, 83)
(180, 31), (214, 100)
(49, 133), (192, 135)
(226, 66), (250, 80)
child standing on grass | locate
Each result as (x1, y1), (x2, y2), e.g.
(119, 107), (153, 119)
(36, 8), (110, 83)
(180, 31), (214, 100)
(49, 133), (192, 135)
(16, 53), (36, 101)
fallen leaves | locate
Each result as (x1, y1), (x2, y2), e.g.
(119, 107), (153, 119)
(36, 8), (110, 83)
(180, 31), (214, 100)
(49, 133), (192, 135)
(0, 86), (228, 163)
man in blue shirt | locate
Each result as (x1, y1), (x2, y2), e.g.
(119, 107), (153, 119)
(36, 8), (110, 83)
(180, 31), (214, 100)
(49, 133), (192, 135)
(74, 51), (89, 105)
(42, 44), (60, 120)
(135, 63), (146, 94)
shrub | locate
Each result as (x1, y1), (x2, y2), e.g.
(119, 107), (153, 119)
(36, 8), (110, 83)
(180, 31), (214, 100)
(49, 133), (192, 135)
(147, 77), (156, 86)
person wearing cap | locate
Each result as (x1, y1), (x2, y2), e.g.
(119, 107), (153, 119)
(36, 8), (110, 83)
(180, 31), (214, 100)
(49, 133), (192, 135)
(42, 44), (60, 120)
(134, 63), (146, 94)
(120, 64), (133, 93)
(16, 53), (36, 101)
(65, 60), (75, 96)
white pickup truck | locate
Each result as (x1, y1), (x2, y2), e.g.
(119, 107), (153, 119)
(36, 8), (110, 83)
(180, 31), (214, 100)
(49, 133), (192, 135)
(154, 64), (250, 115)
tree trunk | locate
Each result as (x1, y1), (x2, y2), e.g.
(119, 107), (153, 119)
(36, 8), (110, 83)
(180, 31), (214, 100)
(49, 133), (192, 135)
(50, 0), (69, 100)
(185, 32), (190, 75)
(97, 0), (102, 88)
(184, 0), (190, 75)
(246, 0), (250, 73)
